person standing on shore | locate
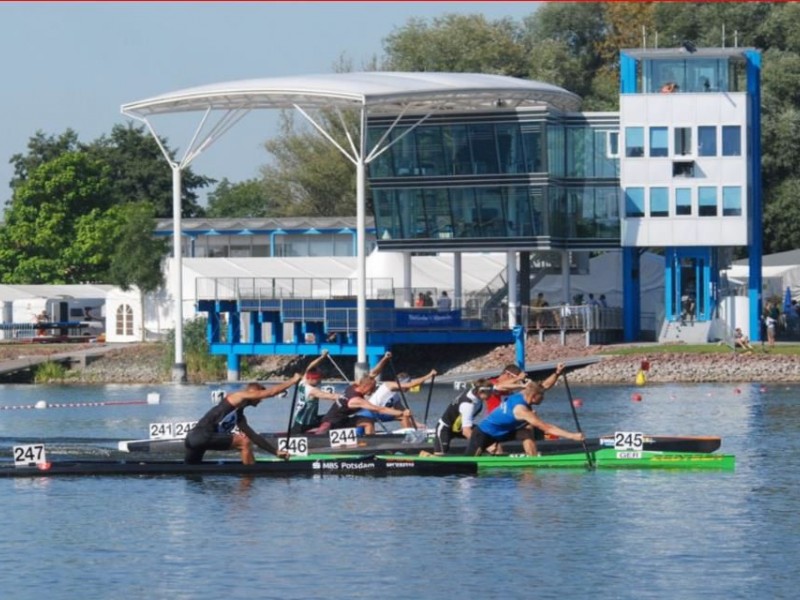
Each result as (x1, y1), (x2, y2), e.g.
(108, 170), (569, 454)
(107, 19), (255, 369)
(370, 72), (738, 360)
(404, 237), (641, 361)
(465, 364), (584, 457)
(185, 375), (301, 464)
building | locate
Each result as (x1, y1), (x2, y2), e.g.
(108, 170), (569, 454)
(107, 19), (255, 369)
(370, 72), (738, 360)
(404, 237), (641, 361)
(120, 48), (762, 380)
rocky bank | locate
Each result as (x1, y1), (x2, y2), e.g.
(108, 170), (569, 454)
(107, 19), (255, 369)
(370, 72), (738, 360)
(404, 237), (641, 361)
(4, 336), (800, 384)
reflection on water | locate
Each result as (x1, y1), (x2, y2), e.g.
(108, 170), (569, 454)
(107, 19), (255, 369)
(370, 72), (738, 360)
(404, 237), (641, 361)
(1, 382), (799, 599)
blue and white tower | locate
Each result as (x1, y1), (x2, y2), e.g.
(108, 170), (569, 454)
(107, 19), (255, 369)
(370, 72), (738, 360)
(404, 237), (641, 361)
(619, 47), (762, 341)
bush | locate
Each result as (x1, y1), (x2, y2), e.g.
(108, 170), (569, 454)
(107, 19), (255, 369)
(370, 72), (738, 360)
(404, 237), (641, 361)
(164, 317), (226, 382)
(34, 361), (70, 383)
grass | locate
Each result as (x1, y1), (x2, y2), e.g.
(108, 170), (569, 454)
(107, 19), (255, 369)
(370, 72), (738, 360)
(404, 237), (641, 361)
(599, 343), (800, 356)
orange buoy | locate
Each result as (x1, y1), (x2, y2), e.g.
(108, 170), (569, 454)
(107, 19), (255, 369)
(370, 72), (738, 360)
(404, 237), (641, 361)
(572, 399), (583, 408)
(631, 393), (643, 402)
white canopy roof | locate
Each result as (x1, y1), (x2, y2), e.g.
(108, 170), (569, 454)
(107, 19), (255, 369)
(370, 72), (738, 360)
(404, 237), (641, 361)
(121, 71), (581, 117)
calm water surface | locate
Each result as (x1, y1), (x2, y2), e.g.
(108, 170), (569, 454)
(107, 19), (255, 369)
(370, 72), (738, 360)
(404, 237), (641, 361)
(0, 380), (797, 600)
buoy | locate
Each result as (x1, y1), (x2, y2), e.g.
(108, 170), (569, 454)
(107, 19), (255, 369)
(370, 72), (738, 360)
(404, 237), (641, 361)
(759, 387), (767, 393)
(635, 370), (646, 386)
(572, 399), (583, 408)
(631, 393), (643, 402)
(146, 392), (161, 405)
(34, 400), (48, 409)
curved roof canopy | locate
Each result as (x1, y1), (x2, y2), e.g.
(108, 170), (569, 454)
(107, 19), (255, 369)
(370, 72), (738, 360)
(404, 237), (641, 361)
(121, 71), (582, 117)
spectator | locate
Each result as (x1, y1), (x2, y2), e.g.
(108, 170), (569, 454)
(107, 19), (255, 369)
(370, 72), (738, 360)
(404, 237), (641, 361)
(437, 291), (452, 312)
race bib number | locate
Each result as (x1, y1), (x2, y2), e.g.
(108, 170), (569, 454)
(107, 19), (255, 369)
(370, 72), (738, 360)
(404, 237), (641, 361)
(277, 437), (308, 456)
(329, 427), (358, 447)
(149, 422), (197, 440)
(614, 431), (644, 451)
(13, 444), (47, 467)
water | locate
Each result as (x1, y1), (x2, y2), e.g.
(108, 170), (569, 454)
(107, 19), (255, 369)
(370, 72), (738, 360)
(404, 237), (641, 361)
(1, 380), (798, 599)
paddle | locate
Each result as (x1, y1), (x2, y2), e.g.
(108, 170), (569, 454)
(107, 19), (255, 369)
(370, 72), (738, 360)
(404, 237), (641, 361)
(562, 371), (595, 471)
(388, 356), (426, 442)
(326, 353), (350, 383)
(422, 372), (437, 426)
(282, 379), (300, 458)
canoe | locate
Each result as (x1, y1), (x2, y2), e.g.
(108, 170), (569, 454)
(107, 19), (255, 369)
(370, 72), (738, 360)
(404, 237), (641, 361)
(398, 448), (736, 471)
(118, 433), (722, 456)
(0, 455), (476, 479)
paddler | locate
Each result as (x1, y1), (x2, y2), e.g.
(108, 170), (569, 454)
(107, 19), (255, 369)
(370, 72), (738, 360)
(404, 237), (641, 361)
(465, 363), (584, 456)
(184, 375), (301, 464)
(433, 378), (493, 454)
(485, 363), (527, 413)
(306, 374), (412, 434)
(353, 368), (437, 434)
(291, 351), (344, 433)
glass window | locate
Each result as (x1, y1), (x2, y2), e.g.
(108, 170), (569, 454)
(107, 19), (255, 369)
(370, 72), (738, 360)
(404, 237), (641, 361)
(698, 126), (717, 157)
(676, 188), (692, 216)
(391, 126), (418, 176)
(521, 123), (544, 173)
(547, 125), (565, 176)
(496, 123), (525, 174)
(415, 126), (448, 176)
(625, 187), (645, 217)
(674, 127), (692, 156)
(116, 304), (133, 336)
(625, 127), (644, 157)
(722, 186), (742, 216)
(467, 124), (499, 174)
(607, 131), (619, 158)
(594, 130), (619, 178)
(698, 186), (718, 217)
(451, 125), (473, 175)
(566, 127), (589, 177)
(722, 126), (742, 156)
(650, 187), (669, 217)
(649, 127), (668, 157)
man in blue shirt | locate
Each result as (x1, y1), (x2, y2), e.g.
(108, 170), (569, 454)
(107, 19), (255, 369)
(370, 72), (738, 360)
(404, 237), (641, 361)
(465, 363), (584, 456)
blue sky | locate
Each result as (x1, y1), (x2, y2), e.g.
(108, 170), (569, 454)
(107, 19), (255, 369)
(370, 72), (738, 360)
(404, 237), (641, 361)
(0, 1), (540, 207)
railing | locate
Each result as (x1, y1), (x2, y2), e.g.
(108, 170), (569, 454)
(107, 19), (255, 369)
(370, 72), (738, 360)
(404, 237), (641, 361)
(522, 305), (624, 332)
(196, 277), (395, 303)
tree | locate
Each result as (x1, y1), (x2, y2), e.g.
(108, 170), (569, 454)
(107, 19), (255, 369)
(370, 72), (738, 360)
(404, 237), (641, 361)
(88, 123), (212, 218)
(107, 201), (168, 293)
(8, 129), (81, 190)
(205, 177), (276, 218)
(383, 14), (528, 76)
(0, 125), (205, 284)
(521, 2), (608, 103)
(0, 152), (113, 283)
(260, 111), (357, 217)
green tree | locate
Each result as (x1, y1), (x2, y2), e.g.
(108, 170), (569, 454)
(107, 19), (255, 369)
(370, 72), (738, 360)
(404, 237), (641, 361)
(87, 123), (212, 218)
(206, 177), (276, 218)
(9, 129), (81, 189)
(261, 111), (357, 217)
(521, 2), (608, 104)
(0, 152), (113, 283)
(107, 201), (168, 293)
(383, 14), (527, 75)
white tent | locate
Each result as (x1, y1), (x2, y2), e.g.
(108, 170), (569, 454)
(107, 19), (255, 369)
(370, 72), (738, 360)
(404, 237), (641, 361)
(532, 251), (665, 313)
(722, 263), (800, 301)
(107, 251), (509, 343)
(0, 284), (111, 341)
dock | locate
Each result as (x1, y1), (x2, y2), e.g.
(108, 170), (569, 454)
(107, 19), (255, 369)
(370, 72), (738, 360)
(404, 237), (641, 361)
(0, 345), (117, 379)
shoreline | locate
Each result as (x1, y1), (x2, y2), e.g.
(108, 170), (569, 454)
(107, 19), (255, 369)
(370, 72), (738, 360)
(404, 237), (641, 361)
(3, 338), (800, 384)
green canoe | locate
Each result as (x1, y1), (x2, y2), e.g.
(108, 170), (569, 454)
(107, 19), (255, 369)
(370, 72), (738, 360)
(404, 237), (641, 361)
(376, 448), (735, 471)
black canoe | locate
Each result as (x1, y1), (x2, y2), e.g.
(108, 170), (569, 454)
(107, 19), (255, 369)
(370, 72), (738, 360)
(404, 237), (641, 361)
(0, 455), (476, 479)
(119, 433), (722, 456)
